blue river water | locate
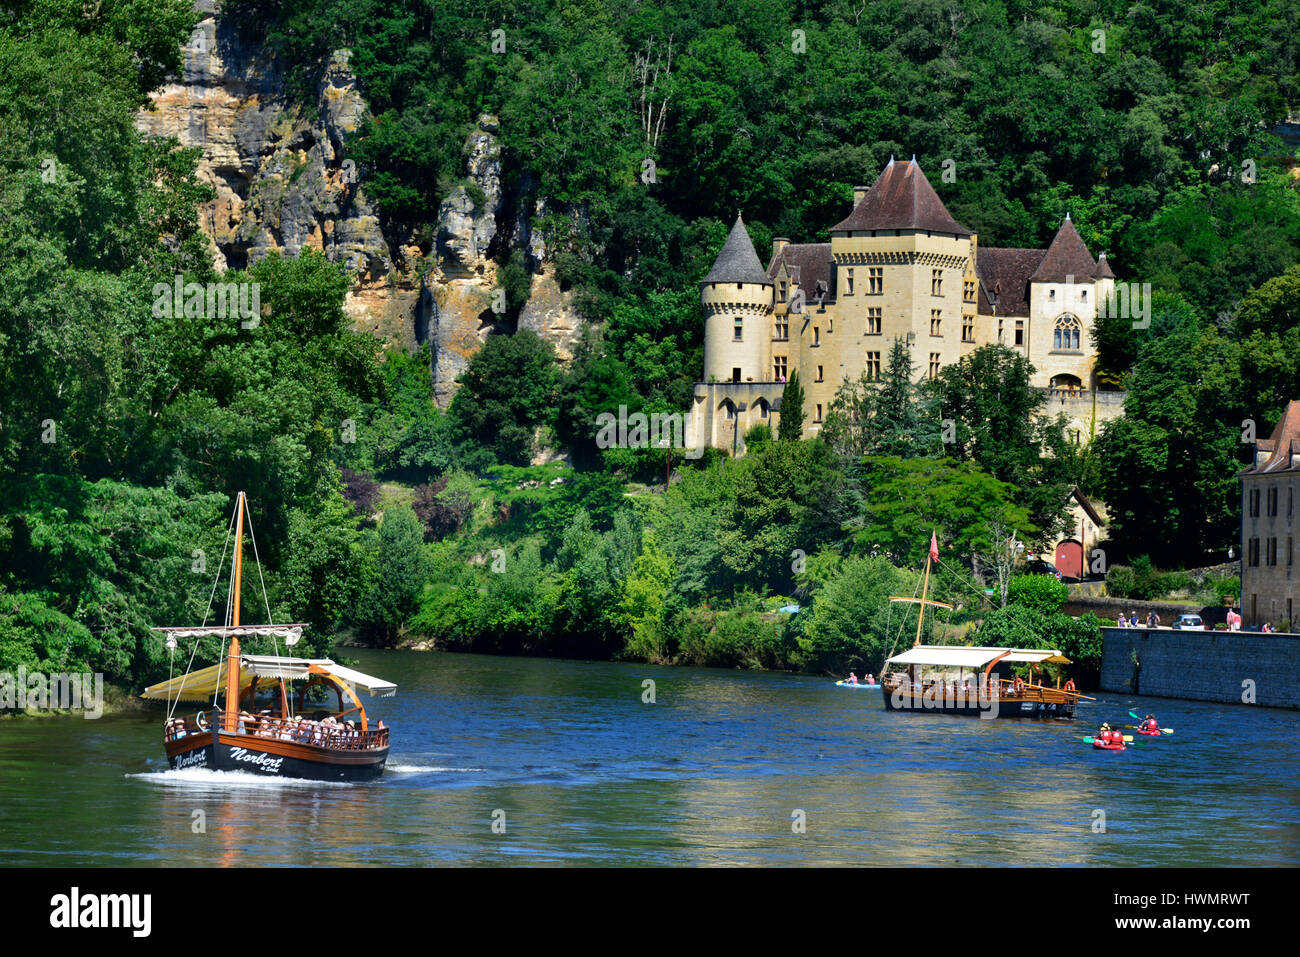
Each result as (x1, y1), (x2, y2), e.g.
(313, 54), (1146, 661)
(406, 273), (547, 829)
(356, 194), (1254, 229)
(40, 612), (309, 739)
(1, 649), (1297, 866)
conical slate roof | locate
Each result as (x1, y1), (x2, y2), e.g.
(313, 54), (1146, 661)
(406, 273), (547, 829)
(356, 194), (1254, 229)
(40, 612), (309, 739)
(702, 215), (772, 286)
(1093, 251), (1115, 279)
(1029, 216), (1099, 283)
(829, 158), (971, 237)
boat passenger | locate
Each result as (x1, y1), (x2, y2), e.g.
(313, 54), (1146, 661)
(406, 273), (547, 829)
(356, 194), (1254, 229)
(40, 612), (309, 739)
(865, 673), (875, 685)
(1141, 714), (1159, 734)
(846, 671), (858, 685)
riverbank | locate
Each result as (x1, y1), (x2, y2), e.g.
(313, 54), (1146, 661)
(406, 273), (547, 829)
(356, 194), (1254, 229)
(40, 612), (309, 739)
(0, 682), (150, 721)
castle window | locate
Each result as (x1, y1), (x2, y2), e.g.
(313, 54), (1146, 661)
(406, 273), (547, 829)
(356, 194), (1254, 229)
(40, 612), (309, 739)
(1290, 537), (1294, 566)
(846, 268), (855, 295)
(865, 351), (881, 380)
(998, 319), (1004, 344)
(1249, 537), (1259, 566)
(963, 280), (975, 303)
(929, 353), (941, 379)
(774, 356), (787, 381)
(1014, 320), (1024, 347)
(932, 269), (943, 296)
(816, 365), (824, 382)
(1081, 289), (1088, 301)
(779, 281), (787, 301)
(867, 308), (882, 335)
(1053, 315), (1081, 351)
(1250, 488), (1260, 517)
(1049, 289), (1056, 301)
(734, 317), (743, 341)
(815, 403), (823, 423)
(1269, 537), (1278, 566)
(774, 319), (788, 340)
(813, 326), (820, 346)
(930, 310), (942, 336)
(962, 315), (974, 342)
(1268, 487), (1278, 517)
(868, 268), (883, 294)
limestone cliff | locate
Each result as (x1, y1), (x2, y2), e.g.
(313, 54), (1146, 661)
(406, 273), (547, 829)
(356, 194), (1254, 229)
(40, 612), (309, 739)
(137, 1), (584, 406)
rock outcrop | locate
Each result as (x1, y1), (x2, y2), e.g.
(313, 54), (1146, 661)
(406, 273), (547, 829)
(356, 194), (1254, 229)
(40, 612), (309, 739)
(138, 1), (585, 406)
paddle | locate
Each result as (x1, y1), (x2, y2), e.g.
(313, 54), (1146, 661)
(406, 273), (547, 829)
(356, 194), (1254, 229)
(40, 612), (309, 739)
(1123, 724), (1175, 734)
(1082, 734), (1134, 743)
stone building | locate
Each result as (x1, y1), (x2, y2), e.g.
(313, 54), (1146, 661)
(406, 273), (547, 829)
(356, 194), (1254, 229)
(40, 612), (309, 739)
(688, 158), (1126, 452)
(1052, 486), (1107, 580)
(1240, 400), (1300, 628)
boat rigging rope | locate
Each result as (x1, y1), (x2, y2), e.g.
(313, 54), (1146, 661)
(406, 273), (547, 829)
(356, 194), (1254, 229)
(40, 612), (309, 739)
(167, 499), (238, 721)
(243, 511), (289, 718)
(931, 552), (1062, 644)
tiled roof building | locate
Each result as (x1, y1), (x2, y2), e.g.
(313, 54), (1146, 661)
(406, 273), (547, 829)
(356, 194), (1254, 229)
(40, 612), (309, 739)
(689, 158), (1126, 453)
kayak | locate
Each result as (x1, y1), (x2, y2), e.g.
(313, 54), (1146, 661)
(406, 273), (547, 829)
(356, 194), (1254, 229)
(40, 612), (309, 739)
(835, 681), (878, 689)
(1092, 738), (1126, 751)
(1137, 728), (1163, 736)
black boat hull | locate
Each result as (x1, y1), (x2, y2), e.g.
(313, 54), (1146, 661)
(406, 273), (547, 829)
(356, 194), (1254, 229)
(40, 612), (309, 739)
(166, 732), (388, 782)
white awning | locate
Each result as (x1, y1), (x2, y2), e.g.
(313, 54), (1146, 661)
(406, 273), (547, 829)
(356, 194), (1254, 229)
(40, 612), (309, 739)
(324, 663), (397, 698)
(886, 646), (1010, 668)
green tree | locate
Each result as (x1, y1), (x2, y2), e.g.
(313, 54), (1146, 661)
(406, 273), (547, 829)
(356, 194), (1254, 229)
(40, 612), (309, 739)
(447, 330), (560, 466)
(778, 369), (805, 441)
(352, 506), (429, 645)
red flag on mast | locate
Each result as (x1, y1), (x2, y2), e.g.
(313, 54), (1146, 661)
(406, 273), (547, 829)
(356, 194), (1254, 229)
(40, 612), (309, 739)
(929, 531), (939, 563)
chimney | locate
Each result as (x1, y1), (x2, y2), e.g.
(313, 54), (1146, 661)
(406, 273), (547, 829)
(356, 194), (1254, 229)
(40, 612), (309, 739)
(772, 237), (789, 258)
(853, 185), (869, 205)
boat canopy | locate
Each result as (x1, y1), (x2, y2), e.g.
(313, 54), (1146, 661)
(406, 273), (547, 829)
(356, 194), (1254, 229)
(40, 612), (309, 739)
(141, 656), (397, 702)
(885, 645), (1069, 668)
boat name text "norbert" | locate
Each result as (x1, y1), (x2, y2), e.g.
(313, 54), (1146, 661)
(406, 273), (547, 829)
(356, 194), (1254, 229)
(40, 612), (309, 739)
(174, 750), (207, 769)
(229, 747), (284, 772)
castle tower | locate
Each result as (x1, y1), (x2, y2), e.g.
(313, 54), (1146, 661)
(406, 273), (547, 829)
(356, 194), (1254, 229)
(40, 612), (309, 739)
(825, 157), (975, 393)
(701, 215), (774, 384)
(1026, 214), (1103, 392)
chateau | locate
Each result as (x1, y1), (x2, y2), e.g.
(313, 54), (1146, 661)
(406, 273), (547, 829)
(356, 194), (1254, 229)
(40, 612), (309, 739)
(688, 158), (1125, 453)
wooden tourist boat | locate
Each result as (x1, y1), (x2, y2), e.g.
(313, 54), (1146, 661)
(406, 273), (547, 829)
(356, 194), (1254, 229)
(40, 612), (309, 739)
(880, 644), (1081, 719)
(140, 492), (396, 781)
(877, 531), (1087, 720)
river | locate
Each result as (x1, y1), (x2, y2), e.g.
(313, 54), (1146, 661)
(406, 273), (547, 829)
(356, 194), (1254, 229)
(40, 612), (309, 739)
(1, 649), (1297, 866)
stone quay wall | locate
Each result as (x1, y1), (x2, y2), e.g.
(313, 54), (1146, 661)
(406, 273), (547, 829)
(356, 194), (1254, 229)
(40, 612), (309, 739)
(1099, 627), (1300, 709)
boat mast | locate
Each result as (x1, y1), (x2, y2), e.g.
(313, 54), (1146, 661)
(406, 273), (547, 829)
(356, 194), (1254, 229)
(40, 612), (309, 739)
(222, 492), (246, 733)
(914, 542), (934, 647)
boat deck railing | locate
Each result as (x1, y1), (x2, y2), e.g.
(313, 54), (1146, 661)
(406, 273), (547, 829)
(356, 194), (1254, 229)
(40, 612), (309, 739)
(881, 673), (1077, 704)
(164, 712), (389, 750)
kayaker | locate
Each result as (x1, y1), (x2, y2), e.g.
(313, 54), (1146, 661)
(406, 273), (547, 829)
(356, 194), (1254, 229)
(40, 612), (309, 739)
(846, 671), (858, 685)
(864, 673), (875, 685)
(1140, 714), (1159, 734)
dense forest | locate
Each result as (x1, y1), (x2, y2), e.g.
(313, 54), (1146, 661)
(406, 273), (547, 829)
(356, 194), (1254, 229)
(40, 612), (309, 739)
(1, 0), (1297, 696)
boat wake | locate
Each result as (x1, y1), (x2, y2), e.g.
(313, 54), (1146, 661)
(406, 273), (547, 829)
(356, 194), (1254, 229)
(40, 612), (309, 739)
(126, 768), (353, 788)
(385, 763), (483, 774)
